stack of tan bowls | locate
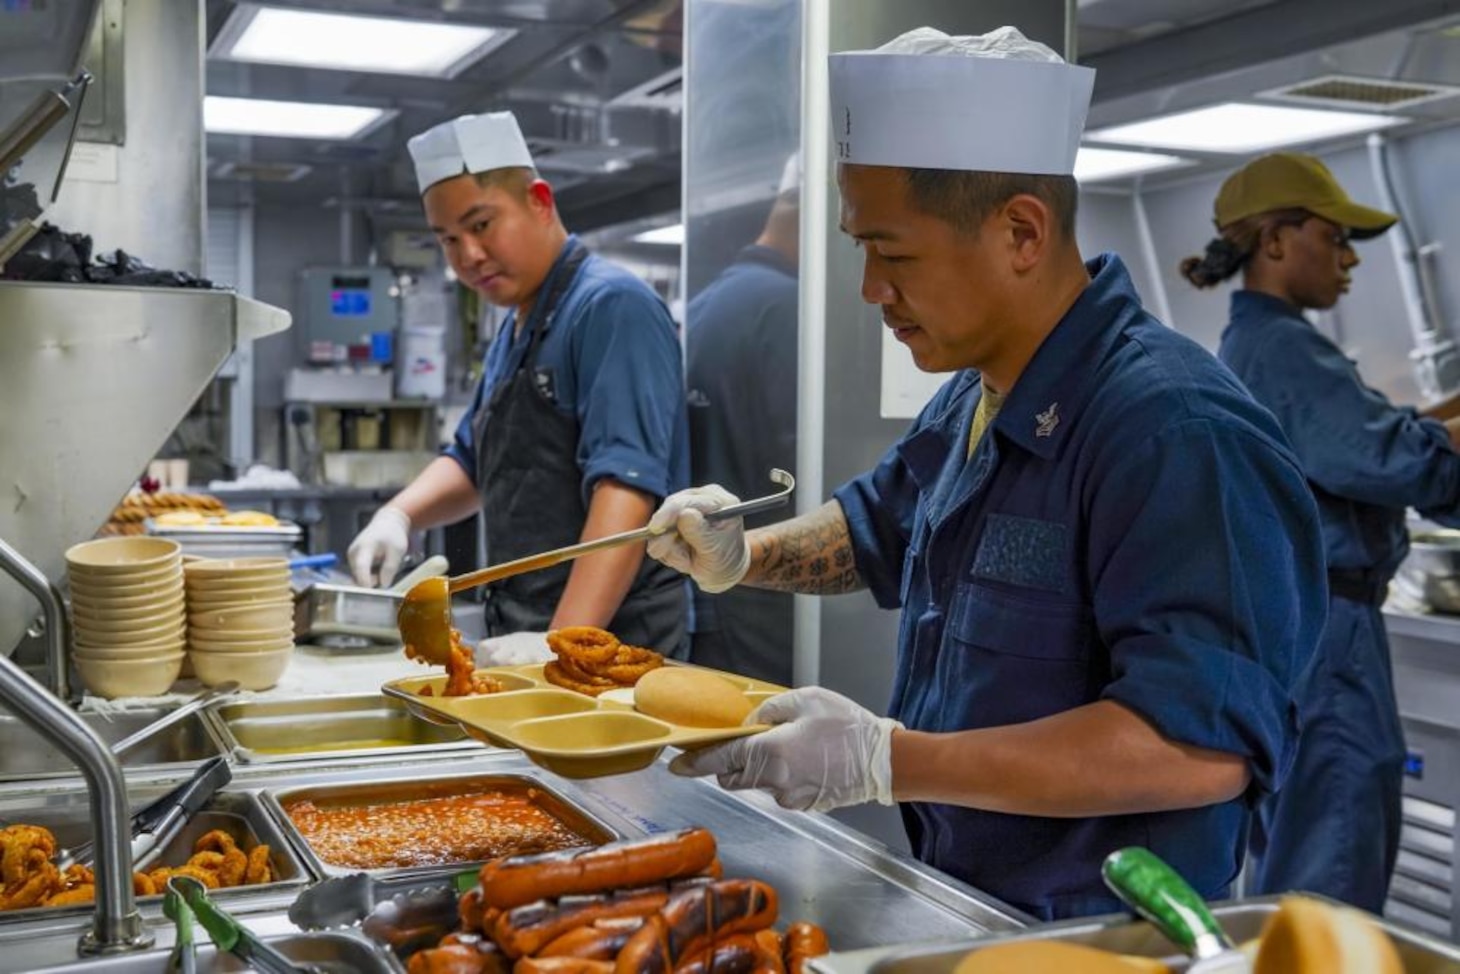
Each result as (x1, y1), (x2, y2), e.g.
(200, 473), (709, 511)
(66, 538), (186, 698)
(184, 557), (294, 690)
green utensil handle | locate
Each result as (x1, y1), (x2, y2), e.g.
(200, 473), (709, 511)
(187, 894), (243, 952)
(1101, 847), (1232, 957)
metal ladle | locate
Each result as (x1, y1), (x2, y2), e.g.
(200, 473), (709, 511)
(397, 470), (796, 665)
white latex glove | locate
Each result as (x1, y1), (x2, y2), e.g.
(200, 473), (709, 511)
(668, 687), (902, 813)
(476, 630), (553, 666)
(347, 506), (411, 588)
(646, 485), (750, 594)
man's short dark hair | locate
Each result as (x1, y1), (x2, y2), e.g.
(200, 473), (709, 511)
(902, 168), (1078, 238)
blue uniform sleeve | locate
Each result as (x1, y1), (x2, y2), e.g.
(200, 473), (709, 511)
(1090, 419), (1326, 796)
(442, 376), (488, 484)
(570, 287), (684, 503)
(1241, 324), (1460, 518)
(834, 377), (968, 609)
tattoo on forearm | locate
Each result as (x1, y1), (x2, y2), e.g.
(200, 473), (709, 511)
(746, 502), (865, 595)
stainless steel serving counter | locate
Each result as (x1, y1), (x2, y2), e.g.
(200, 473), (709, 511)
(0, 745), (1027, 972)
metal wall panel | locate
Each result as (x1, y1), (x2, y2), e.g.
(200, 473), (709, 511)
(45, 0), (205, 276)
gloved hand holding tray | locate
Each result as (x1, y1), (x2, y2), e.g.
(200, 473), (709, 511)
(381, 653), (787, 779)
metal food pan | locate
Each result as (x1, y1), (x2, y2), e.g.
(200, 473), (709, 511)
(31, 930), (402, 973)
(147, 520), (301, 560)
(214, 694), (473, 764)
(0, 790), (313, 925)
(810, 898), (1460, 974)
(263, 771), (619, 880)
(294, 581), (400, 643)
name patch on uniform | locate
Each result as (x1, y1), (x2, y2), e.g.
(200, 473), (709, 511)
(972, 513), (1068, 592)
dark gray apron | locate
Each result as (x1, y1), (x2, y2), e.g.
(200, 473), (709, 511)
(472, 239), (686, 656)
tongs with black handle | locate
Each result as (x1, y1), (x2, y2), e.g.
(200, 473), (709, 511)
(59, 757), (231, 872)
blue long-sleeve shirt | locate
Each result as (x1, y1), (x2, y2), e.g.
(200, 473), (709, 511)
(1219, 290), (1460, 579)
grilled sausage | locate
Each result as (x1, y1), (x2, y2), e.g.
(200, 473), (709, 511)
(754, 931), (786, 974)
(783, 923), (829, 974)
(614, 880), (779, 974)
(514, 959), (615, 974)
(538, 917), (646, 959)
(479, 830), (717, 911)
(674, 934), (787, 974)
(460, 887), (486, 933)
(494, 887), (670, 958)
(408, 942), (504, 974)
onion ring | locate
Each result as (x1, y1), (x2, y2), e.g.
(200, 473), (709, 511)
(547, 626), (620, 665)
(544, 660), (615, 697)
(600, 645), (664, 684)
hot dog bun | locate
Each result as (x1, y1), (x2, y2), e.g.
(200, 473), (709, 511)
(1255, 896), (1402, 974)
(633, 668), (754, 728)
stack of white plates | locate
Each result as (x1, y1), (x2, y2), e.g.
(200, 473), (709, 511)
(184, 558), (294, 690)
(66, 538), (186, 698)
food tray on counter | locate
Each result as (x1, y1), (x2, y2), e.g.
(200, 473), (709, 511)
(214, 694), (474, 764)
(33, 930), (398, 973)
(145, 519), (302, 559)
(381, 662), (788, 778)
(808, 898), (1460, 974)
(0, 790), (312, 925)
(261, 771), (620, 880)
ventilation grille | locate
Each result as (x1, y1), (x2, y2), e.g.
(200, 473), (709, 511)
(1263, 74), (1460, 111)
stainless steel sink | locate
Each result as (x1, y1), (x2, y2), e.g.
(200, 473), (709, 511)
(0, 709), (224, 779)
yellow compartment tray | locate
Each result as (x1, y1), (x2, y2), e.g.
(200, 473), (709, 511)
(380, 662), (787, 779)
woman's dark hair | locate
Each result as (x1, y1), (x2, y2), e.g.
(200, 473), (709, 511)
(1180, 208), (1310, 289)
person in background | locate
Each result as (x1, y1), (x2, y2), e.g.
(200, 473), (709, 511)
(684, 153), (801, 684)
(644, 26), (1327, 920)
(348, 111), (689, 659)
(1184, 152), (1460, 912)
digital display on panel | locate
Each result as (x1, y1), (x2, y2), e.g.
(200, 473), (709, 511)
(330, 289), (371, 316)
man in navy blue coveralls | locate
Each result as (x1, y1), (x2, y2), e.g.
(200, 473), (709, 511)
(1185, 152), (1460, 911)
(646, 27), (1328, 920)
(349, 111), (689, 659)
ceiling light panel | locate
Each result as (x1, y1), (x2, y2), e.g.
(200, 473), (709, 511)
(1087, 102), (1406, 154)
(215, 6), (508, 78)
(204, 96), (389, 140)
(1074, 147), (1190, 183)
(633, 224), (684, 246)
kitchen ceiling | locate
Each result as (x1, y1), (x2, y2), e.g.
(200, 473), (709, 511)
(204, 0), (683, 230)
(203, 0), (1460, 228)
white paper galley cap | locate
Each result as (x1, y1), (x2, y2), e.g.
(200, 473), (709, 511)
(828, 26), (1095, 175)
(407, 111), (535, 194)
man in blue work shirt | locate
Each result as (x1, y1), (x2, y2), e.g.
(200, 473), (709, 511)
(1184, 152), (1460, 911)
(645, 27), (1327, 920)
(349, 111), (689, 658)
(684, 154), (801, 685)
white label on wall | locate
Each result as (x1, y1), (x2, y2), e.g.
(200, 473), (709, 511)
(65, 142), (120, 184)
(879, 326), (950, 419)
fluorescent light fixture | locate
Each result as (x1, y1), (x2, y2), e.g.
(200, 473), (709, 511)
(214, 6), (508, 78)
(204, 96), (389, 140)
(634, 224), (684, 246)
(1074, 147), (1191, 183)
(1087, 102), (1406, 154)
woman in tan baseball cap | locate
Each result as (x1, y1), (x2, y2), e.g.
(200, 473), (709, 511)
(1184, 152), (1460, 914)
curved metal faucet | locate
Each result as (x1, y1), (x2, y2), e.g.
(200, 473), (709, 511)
(0, 536), (151, 955)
